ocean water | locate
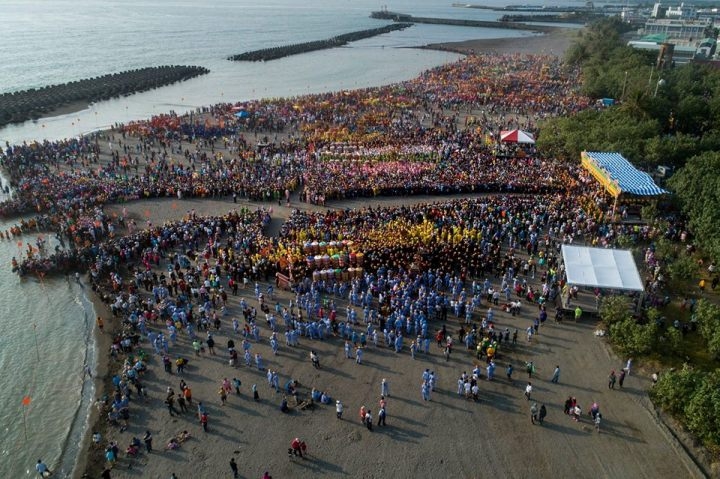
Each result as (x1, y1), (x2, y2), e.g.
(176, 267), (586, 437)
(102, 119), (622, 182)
(0, 0), (569, 477)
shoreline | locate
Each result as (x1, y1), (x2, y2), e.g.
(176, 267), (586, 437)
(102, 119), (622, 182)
(71, 291), (113, 479)
(423, 27), (577, 57)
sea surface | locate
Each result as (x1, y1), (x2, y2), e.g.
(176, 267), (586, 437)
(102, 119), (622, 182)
(0, 0), (572, 476)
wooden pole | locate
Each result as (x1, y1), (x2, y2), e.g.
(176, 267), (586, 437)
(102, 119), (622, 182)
(23, 408), (28, 442)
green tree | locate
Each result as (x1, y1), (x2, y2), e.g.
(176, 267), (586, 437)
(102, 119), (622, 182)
(538, 107), (660, 161)
(662, 326), (683, 355)
(610, 319), (658, 356)
(683, 373), (720, 446)
(644, 134), (702, 168)
(599, 295), (632, 327)
(694, 300), (720, 358)
(667, 254), (697, 282)
(651, 365), (702, 415)
(668, 152), (720, 263)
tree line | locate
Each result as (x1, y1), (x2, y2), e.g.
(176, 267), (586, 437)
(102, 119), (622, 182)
(539, 17), (720, 263)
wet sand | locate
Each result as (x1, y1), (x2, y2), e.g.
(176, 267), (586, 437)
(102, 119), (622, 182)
(425, 28), (577, 57)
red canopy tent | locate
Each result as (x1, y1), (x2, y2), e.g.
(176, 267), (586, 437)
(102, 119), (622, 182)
(500, 129), (535, 144)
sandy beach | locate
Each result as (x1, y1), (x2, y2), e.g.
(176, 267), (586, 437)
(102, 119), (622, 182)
(75, 194), (704, 479)
(52, 28), (705, 479)
(424, 28), (577, 57)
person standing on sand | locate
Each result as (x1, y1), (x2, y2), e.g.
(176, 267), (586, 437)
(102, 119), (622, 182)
(625, 358), (632, 376)
(230, 457), (239, 479)
(143, 430), (153, 452)
(378, 406), (386, 426)
(619, 368), (626, 388)
(200, 411), (209, 432)
(336, 400), (343, 419)
(525, 382), (533, 400)
(97, 316), (104, 333)
(381, 378), (389, 397)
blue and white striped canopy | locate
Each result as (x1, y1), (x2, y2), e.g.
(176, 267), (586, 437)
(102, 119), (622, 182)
(585, 151), (668, 196)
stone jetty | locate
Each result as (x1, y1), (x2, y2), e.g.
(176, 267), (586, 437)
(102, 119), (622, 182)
(0, 65), (209, 128)
(370, 10), (556, 33)
(228, 23), (412, 62)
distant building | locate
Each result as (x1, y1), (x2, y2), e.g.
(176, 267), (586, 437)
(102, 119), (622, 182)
(643, 18), (710, 44)
(651, 2), (698, 19)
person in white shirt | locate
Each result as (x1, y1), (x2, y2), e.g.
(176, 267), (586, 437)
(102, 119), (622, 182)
(335, 400), (343, 419)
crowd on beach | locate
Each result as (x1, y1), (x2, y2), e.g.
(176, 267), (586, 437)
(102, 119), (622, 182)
(1, 52), (686, 477)
(77, 187), (654, 476)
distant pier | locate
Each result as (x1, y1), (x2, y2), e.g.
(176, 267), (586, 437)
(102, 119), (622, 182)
(228, 23), (413, 62)
(370, 10), (557, 33)
(0, 66), (209, 128)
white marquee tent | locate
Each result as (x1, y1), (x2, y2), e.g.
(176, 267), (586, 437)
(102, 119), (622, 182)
(561, 245), (644, 292)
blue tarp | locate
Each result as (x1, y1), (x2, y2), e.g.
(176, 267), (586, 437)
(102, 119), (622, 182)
(234, 111), (249, 118)
(585, 152), (668, 196)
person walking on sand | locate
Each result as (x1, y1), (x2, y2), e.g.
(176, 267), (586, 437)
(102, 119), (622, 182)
(625, 358), (632, 376)
(619, 368), (626, 388)
(290, 437), (306, 458)
(381, 378), (389, 397)
(232, 377), (242, 395)
(530, 402), (539, 424)
(310, 350), (320, 369)
(506, 364), (514, 383)
(166, 395), (179, 416)
(336, 400), (343, 419)
(551, 365), (560, 383)
(526, 361), (535, 379)
(539, 404), (547, 425)
(525, 382), (533, 400)
(365, 409), (373, 430)
(36, 459), (51, 478)
(608, 370), (617, 389)
(230, 458), (239, 479)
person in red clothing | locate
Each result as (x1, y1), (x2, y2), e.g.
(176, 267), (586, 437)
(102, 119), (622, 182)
(290, 437), (307, 458)
(200, 411), (208, 432)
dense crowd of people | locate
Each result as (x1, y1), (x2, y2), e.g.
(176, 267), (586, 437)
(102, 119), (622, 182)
(0, 54), (596, 248)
